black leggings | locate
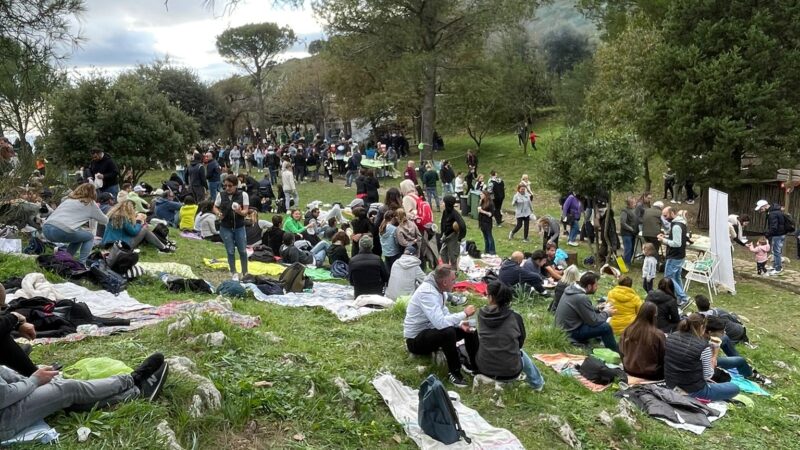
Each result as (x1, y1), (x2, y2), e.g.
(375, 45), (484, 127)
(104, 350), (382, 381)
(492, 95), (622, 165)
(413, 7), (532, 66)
(406, 327), (479, 375)
(0, 333), (37, 376)
(511, 217), (530, 239)
(664, 182), (674, 200)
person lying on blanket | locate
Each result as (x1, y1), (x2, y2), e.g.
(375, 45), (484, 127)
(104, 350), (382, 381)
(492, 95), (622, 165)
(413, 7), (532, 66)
(0, 312), (169, 441)
(475, 280), (545, 391)
(694, 294), (748, 357)
(403, 265), (477, 388)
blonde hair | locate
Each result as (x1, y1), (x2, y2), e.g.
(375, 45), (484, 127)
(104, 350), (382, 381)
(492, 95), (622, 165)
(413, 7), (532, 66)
(395, 208), (407, 222)
(642, 242), (656, 256)
(757, 236), (768, 246)
(561, 265), (581, 285)
(107, 201), (136, 229)
(69, 183), (97, 204)
(399, 179), (416, 195)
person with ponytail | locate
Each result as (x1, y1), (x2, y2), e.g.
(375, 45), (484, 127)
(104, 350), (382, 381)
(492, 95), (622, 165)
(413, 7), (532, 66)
(475, 281), (545, 391)
(664, 314), (739, 401)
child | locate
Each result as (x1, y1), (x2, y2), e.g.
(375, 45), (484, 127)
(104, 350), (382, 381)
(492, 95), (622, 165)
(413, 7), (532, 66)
(178, 196), (198, 232)
(642, 242), (657, 292)
(747, 237), (771, 275)
(323, 153), (334, 183)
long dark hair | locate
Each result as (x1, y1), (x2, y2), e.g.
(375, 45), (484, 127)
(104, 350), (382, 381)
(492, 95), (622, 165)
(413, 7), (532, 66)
(384, 187), (402, 210)
(480, 190), (492, 209)
(658, 278), (675, 298)
(620, 302), (659, 350)
(487, 281), (512, 307)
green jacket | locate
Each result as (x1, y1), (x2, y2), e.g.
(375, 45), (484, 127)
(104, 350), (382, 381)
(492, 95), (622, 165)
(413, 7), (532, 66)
(422, 169), (439, 188)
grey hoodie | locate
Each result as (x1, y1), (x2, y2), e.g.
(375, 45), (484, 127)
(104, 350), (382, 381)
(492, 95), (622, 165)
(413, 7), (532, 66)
(385, 254), (425, 300)
(554, 284), (608, 332)
(476, 305), (525, 378)
(403, 273), (465, 339)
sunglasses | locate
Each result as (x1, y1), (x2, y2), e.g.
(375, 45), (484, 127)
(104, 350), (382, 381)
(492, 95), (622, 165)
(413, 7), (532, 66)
(223, 183), (236, 188)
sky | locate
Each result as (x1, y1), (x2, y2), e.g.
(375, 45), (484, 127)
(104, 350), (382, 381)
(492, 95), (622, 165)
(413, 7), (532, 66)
(65, 0), (325, 82)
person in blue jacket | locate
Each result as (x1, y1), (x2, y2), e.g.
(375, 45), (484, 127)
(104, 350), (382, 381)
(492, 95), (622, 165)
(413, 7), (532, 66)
(152, 189), (182, 227)
(101, 201), (173, 252)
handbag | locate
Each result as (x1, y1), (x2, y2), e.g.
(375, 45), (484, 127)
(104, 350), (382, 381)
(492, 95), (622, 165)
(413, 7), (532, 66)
(106, 241), (139, 274)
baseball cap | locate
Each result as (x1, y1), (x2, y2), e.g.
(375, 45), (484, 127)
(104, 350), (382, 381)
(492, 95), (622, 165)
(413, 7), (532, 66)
(133, 185), (145, 193)
(153, 188), (165, 196)
(755, 199), (769, 211)
(404, 245), (417, 255)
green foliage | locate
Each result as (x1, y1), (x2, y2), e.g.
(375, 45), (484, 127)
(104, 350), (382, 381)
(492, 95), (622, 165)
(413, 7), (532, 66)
(555, 60), (594, 126)
(210, 75), (257, 144)
(43, 75), (199, 183)
(541, 27), (594, 77)
(577, 0), (671, 40)
(544, 124), (640, 198)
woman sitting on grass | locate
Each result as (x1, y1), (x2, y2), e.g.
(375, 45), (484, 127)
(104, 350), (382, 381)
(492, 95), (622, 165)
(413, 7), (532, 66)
(475, 280), (545, 391)
(195, 201), (221, 242)
(326, 231), (351, 266)
(645, 278), (680, 333)
(619, 302), (665, 380)
(101, 201), (174, 253)
(178, 196), (198, 232)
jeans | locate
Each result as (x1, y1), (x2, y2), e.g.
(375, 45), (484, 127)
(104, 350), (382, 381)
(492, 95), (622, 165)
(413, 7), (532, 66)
(568, 218), (580, 242)
(689, 382), (740, 402)
(0, 332), (37, 377)
(285, 190), (299, 211)
(425, 187), (440, 211)
(220, 226), (248, 274)
(231, 161), (240, 174)
(0, 369), (138, 440)
(99, 184), (120, 199)
(406, 327), (479, 375)
(511, 217), (530, 240)
(521, 350), (545, 389)
(622, 234), (635, 266)
(717, 356), (752, 377)
(42, 224), (94, 264)
(721, 334), (740, 357)
(442, 182), (453, 195)
(481, 228), (496, 255)
(311, 241), (329, 266)
(664, 258), (688, 302)
(570, 322), (619, 353)
(130, 227), (166, 250)
(208, 181), (220, 199)
(642, 278), (653, 293)
(771, 235), (785, 271)
(269, 168), (278, 185)
(345, 170), (357, 187)
(255, 157), (263, 170)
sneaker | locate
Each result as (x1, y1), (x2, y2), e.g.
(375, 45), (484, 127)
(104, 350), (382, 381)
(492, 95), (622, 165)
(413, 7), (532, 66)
(461, 364), (476, 376)
(532, 382), (545, 392)
(232, 273), (240, 281)
(522, 239), (529, 242)
(670, 200), (677, 204)
(508, 231), (514, 240)
(686, 200), (695, 205)
(767, 269), (782, 276)
(139, 362), (169, 401)
(158, 246), (175, 254)
(748, 370), (772, 386)
(131, 353), (164, 387)
(448, 372), (468, 388)
(567, 241), (579, 247)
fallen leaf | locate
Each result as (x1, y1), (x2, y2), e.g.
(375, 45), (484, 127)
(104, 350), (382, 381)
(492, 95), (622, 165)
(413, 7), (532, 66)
(293, 433), (305, 441)
(393, 435), (403, 444)
(254, 381), (274, 388)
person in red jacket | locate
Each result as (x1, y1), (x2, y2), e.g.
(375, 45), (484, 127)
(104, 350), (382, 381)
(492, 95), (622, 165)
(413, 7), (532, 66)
(404, 160), (418, 185)
(529, 130), (538, 150)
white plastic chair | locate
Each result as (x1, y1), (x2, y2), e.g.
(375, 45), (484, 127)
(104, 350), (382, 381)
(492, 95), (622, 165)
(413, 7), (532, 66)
(683, 252), (719, 300)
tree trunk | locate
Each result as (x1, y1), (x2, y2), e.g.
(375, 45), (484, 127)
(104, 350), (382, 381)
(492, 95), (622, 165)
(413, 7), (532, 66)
(420, 62), (437, 163)
(522, 122), (530, 155)
(643, 155), (652, 193)
(255, 66), (267, 133)
(466, 126), (482, 149)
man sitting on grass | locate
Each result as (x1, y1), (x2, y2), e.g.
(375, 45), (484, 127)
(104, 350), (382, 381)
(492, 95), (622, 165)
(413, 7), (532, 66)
(498, 251), (548, 295)
(695, 294), (748, 357)
(0, 312), (169, 441)
(403, 265), (478, 388)
(554, 272), (619, 352)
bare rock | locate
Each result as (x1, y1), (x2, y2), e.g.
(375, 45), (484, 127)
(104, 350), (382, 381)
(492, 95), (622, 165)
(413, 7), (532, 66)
(166, 356), (222, 418)
(539, 414), (582, 449)
(156, 420), (185, 450)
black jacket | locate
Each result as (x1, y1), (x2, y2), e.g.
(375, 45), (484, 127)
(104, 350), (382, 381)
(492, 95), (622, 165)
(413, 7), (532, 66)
(264, 227), (284, 255)
(646, 289), (680, 333)
(440, 165), (455, 184)
(88, 154), (119, 187)
(348, 253), (389, 298)
(440, 197), (466, 240)
(476, 305), (525, 379)
(766, 203), (787, 237)
(326, 243), (350, 265)
(206, 159), (221, 182)
(498, 259), (544, 293)
(186, 161), (207, 188)
(364, 176), (380, 203)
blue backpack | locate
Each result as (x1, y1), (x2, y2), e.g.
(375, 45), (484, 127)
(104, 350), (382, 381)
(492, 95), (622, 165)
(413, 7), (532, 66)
(418, 375), (471, 445)
(330, 260), (349, 279)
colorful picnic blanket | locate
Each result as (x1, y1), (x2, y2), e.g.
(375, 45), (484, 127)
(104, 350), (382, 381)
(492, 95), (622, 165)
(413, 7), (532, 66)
(372, 373), (525, 449)
(203, 258), (334, 281)
(137, 262), (199, 279)
(534, 353), (610, 392)
(243, 282), (381, 322)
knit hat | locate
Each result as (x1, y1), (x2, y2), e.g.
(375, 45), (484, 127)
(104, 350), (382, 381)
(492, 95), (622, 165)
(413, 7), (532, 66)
(404, 245), (417, 255)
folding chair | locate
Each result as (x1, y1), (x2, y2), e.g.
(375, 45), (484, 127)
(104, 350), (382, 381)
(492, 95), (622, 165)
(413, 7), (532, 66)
(683, 252), (719, 301)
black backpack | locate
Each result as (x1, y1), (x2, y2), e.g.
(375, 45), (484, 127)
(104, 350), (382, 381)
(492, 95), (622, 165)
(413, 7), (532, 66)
(418, 375), (471, 445)
(783, 213), (796, 235)
(465, 240), (481, 259)
(279, 262), (313, 293)
(577, 355), (626, 385)
(151, 223), (170, 245)
(89, 260), (128, 295)
(106, 241), (139, 274)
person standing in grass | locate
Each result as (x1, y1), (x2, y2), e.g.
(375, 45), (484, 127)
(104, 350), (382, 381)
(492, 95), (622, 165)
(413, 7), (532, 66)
(281, 161), (298, 212)
(213, 174), (249, 281)
(422, 164), (441, 212)
(477, 190), (496, 255)
(440, 195), (466, 268)
(439, 160), (455, 195)
(561, 191), (582, 247)
(619, 196), (638, 267)
(509, 184), (533, 242)
(488, 171), (505, 226)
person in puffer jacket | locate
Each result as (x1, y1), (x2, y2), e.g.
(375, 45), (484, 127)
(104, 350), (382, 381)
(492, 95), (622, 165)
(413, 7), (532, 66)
(607, 276), (643, 335)
(475, 281), (544, 390)
(385, 246), (425, 300)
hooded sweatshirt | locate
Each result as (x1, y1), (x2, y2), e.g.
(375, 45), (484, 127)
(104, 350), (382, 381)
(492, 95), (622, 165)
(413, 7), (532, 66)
(498, 258), (544, 293)
(607, 285), (643, 335)
(385, 254), (425, 300)
(645, 289), (680, 333)
(403, 273), (466, 339)
(554, 284), (608, 332)
(476, 304), (525, 379)
(440, 196), (466, 240)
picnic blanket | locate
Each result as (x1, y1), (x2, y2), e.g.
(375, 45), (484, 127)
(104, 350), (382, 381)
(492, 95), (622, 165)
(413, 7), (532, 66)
(204, 258), (334, 281)
(453, 281), (487, 296)
(179, 231), (203, 240)
(244, 282), (382, 322)
(22, 299), (260, 345)
(534, 353), (610, 392)
(372, 373), (524, 449)
(137, 262), (199, 279)
(0, 420), (58, 445)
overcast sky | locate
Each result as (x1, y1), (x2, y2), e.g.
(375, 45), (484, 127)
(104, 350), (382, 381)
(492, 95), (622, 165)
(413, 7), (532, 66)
(66, 0), (324, 82)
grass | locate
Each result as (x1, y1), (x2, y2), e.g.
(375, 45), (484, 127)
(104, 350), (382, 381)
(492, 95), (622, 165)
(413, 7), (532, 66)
(4, 120), (800, 448)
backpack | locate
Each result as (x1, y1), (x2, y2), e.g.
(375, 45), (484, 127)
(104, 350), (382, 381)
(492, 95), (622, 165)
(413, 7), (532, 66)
(89, 260), (128, 295)
(491, 179), (505, 201)
(151, 223), (170, 245)
(417, 375), (471, 445)
(465, 240), (481, 259)
(249, 245), (276, 263)
(279, 262), (313, 293)
(106, 241), (139, 274)
(783, 213), (796, 234)
(414, 195), (433, 229)
(577, 355), (626, 385)
(330, 260), (349, 279)
(23, 235), (45, 255)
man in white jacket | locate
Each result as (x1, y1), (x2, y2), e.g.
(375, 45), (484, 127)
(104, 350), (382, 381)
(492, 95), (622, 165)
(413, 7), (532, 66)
(403, 265), (477, 388)
(281, 161), (298, 212)
(385, 246), (425, 300)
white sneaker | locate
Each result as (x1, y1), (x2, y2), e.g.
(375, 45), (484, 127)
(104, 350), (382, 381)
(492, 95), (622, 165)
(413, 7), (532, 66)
(768, 269), (783, 276)
(508, 231), (514, 240)
(670, 200), (677, 204)
(567, 241), (579, 247)
(232, 273), (240, 281)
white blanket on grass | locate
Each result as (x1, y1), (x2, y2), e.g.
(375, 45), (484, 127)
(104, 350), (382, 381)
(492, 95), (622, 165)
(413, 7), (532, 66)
(7, 274), (152, 317)
(372, 373), (524, 449)
(653, 400), (728, 435)
(243, 282), (385, 322)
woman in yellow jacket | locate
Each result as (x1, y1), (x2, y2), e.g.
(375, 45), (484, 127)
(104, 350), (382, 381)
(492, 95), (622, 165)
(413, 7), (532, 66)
(607, 276), (643, 335)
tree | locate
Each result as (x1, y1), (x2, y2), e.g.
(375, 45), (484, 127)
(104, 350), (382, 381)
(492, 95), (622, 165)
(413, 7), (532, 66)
(268, 57), (330, 136)
(44, 76), (199, 183)
(0, 39), (64, 154)
(124, 60), (223, 138)
(544, 125), (639, 262)
(0, 0), (84, 63)
(216, 23), (297, 132)
(314, 0), (538, 161)
(211, 75), (258, 145)
(541, 27), (594, 77)
(577, 0), (670, 40)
